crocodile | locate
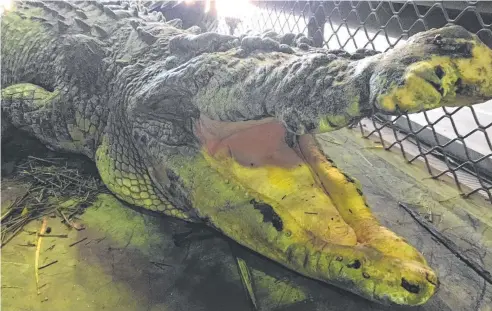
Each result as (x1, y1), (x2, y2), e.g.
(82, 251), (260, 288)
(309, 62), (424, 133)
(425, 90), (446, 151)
(2, 0), (492, 306)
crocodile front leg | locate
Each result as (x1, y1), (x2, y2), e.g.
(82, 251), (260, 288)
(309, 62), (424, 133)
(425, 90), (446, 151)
(1, 83), (86, 153)
(94, 133), (196, 220)
(1, 80), (111, 160)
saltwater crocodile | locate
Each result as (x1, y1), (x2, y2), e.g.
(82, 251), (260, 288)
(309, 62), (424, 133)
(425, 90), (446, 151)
(2, 0), (492, 306)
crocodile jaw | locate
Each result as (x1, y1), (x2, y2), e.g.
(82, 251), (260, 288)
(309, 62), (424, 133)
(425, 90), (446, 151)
(193, 115), (438, 306)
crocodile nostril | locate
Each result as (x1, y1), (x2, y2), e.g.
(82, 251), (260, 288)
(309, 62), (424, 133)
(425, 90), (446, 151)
(347, 259), (361, 269)
(455, 78), (464, 93)
(429, 81), (444, 96)
(435, 65), (445, 79)
(425, 272), (439, 286)
(401, 278), (420, 294)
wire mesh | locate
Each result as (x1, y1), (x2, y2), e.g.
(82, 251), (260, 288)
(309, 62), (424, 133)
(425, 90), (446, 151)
(214, 0), (492, 202)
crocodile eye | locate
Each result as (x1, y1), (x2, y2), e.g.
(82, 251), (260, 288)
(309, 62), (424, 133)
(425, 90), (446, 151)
(432, 34), (443, 45)
(435, 65), (445, 79)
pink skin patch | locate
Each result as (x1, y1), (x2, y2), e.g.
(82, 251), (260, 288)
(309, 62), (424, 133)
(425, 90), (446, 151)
(195, 115), (306, 168)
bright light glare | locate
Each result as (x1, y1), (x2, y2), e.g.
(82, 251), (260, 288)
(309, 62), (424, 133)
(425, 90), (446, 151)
(0, 0), (12, 15)
(216, 0), (255, 18)
(214, 0), (405, 53)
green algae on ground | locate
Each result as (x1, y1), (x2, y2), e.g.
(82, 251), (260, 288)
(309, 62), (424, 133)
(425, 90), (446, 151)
(3, 122), (492, 311)
(2, 189), (190, 311)
(2, 177), (311, 311)
(1, 204), (145, 311)
(250, 268), (308, 310)
(81, 193), (170, 256)
(82, 192), (310, 310)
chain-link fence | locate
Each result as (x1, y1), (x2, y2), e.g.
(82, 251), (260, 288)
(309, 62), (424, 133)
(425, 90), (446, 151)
(212, 0), (492, 202)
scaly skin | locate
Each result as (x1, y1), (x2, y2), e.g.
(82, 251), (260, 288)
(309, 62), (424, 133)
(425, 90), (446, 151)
(2, 1), (492, 306)
(148, 0), (219, 33)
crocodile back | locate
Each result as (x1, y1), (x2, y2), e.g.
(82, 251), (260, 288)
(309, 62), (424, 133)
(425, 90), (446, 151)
(1, 1), (189, 91)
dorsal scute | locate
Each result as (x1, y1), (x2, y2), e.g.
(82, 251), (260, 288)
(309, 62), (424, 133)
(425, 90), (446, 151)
(169, 32), (239, 59)
(166, 18), (182, 29)
(12, 0), (186, 50)
(237, 30), (315, 53)
(186, 25), (202, 35)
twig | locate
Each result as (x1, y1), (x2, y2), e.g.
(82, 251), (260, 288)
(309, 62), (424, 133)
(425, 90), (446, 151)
(38, 260), (58, 270)
(23, 172), (61, 189)
(398, 202), (492, 285)
(0, 207), (14, 222)
(318, 136), (343, 145)
(361, 146), (385, 150)
(355, 149), (373, 167)
(437, 195), (459, 203)
(150, 261), (174, 271)
(35, 217), (48, 294)
(69, 237), (87, 247)
(37, 188), (45, 203)
(58, 209), (84, 231)
(28, 156), (58, 164)
(2, 155), (102, 250)
(46, 171), (96, 189)
(228, 241), (258, 311)
(94, 236), (106, 243)
(1, 192), (29, 222)
(1, 219), (29, 248)
(38, 234), (68, 238)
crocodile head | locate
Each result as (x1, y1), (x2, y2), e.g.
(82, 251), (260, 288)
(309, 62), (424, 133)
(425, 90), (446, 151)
(120, 25), (491, 306)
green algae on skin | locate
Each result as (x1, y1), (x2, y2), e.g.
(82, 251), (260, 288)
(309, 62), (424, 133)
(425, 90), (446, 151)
(318, 128), (492, 270)
(95, 137), (169, 212)
(5, 3), (492, 305)
(1, 84), (60, 108)
(2, 7), (47, 44)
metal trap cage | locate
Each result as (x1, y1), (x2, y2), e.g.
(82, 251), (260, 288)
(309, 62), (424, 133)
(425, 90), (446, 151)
(211, 0), (492, 202)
